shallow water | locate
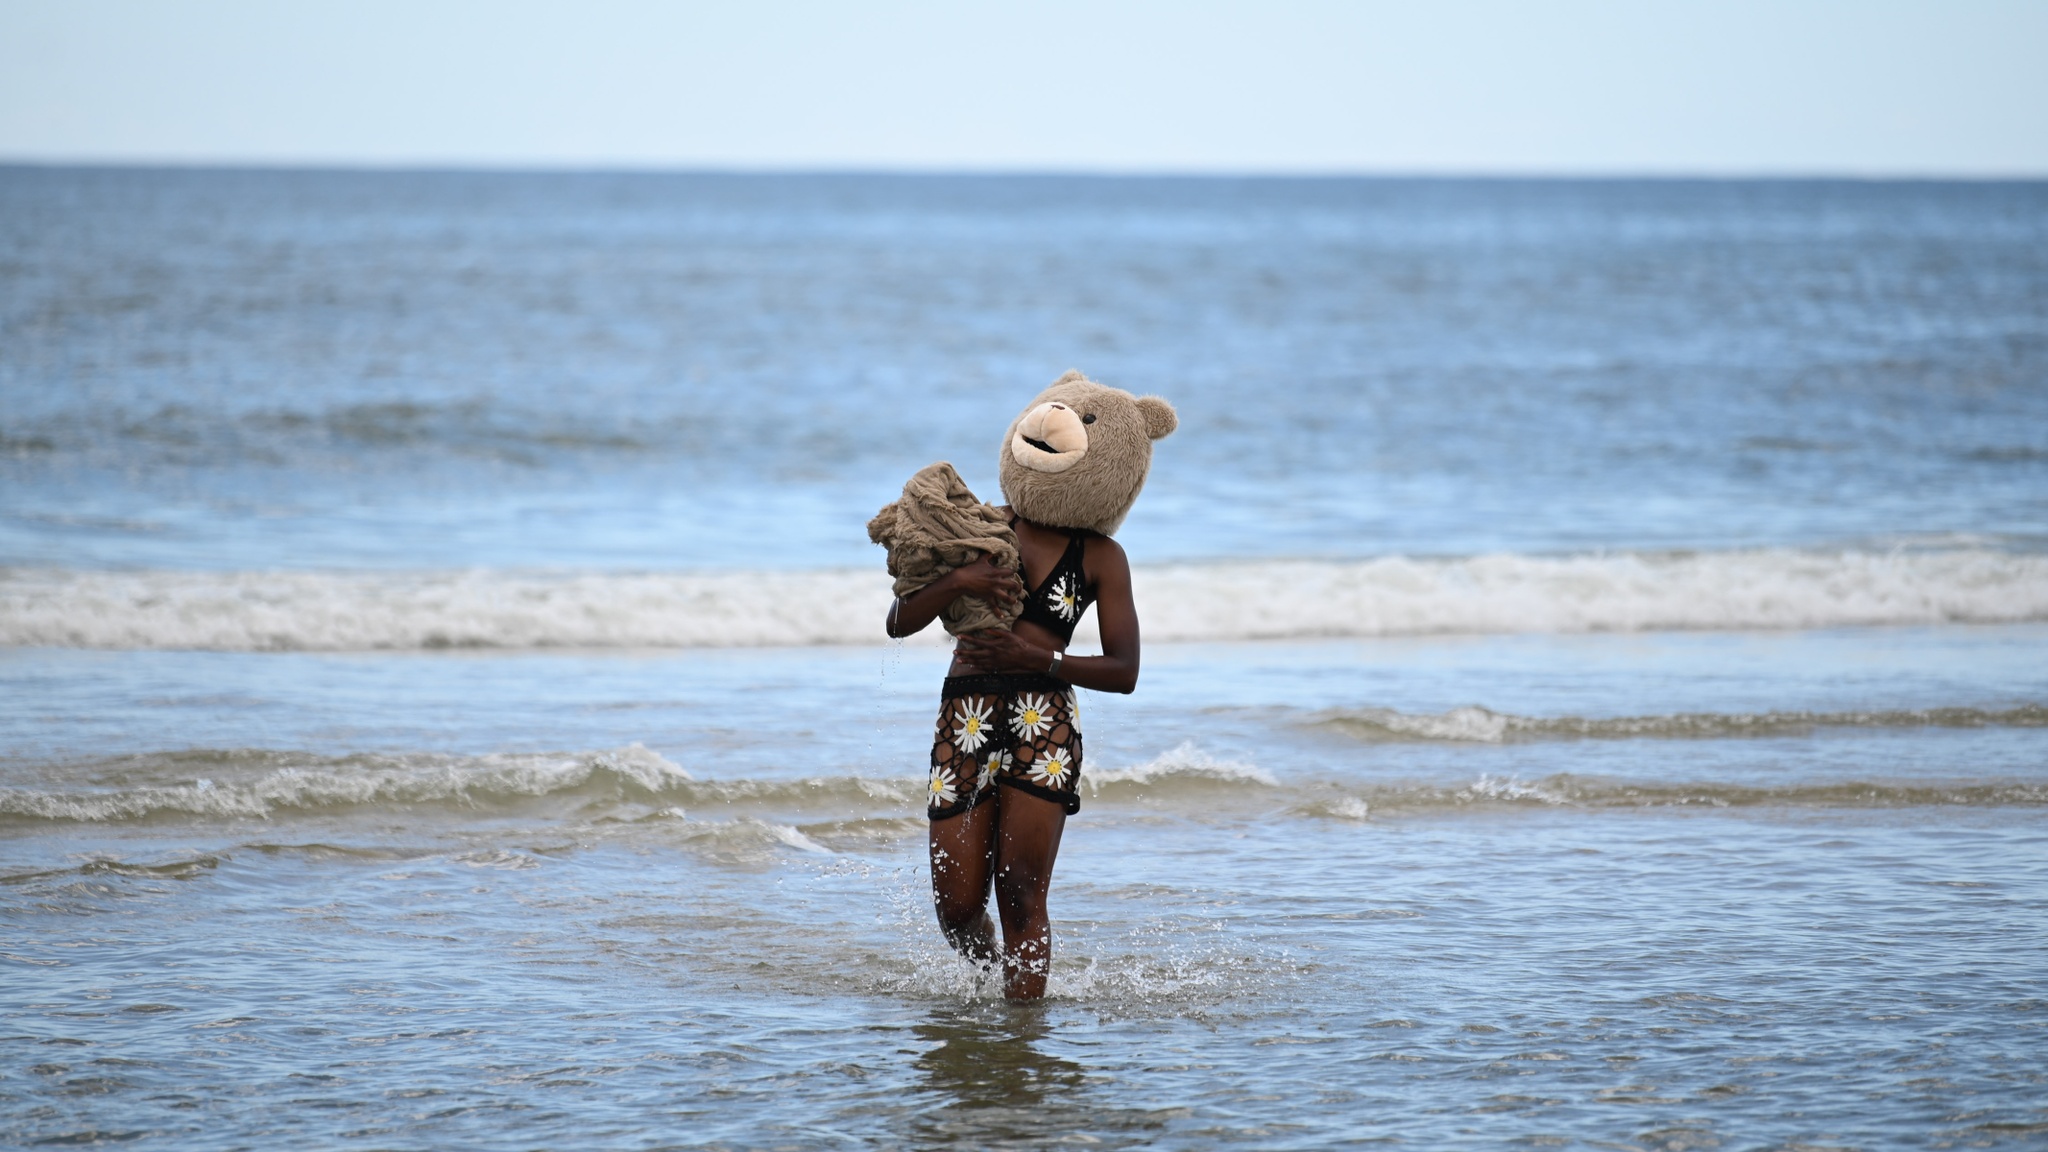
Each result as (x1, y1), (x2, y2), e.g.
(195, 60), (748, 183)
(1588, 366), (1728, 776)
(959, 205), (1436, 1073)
(7, 630), (2048, 1148)
(12, 808), (2047, 1150)
(4, 170), (2047, 1148)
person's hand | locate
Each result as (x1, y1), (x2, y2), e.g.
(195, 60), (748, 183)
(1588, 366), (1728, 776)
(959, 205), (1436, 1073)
(954, 628), (1051, 674)
(945, 554), (1023, 613)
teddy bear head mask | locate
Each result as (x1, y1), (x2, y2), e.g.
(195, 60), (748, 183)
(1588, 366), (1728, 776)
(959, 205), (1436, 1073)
(998, 370), (1178, 537)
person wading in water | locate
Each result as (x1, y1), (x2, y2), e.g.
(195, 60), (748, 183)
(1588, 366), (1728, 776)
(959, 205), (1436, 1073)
(883, 373), (1177, 1001)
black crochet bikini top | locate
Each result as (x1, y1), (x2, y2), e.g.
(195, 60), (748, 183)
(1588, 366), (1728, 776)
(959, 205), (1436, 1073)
(1012, 524), (1096, 644)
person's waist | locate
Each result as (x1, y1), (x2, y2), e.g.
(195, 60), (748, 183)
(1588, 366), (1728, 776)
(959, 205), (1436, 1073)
(940, 671), (1069, 695)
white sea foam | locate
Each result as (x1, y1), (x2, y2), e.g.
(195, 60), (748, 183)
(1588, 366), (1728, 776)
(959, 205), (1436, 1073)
(8, 742), (2046, 829)
(3, 545), (2044, 651)
(1317, 703), (2048, 743)
(0, 567), (901, 651)
(1132, 545), (2048, 641)
(1086, 742), (1280, 793)
(0, 743), (694, 823)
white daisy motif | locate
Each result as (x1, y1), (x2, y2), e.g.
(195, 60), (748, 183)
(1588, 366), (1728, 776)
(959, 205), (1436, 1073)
(1011, 693), (1054, 740)
(951, 699), (993, 754)
(1028, 744), (1074, 789)
(928, 764), (957, 809)
(976, 748), (1011, 793)
(1065, 689), (1080, 724)
(1047, 574), (1080, 622)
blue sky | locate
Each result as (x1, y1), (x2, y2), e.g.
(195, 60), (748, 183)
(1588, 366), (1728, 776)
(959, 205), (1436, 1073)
(1, 0), (2042, 174)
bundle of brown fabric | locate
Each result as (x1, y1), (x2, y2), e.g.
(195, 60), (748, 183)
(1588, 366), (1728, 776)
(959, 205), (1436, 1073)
(866, 462), (1021, 636)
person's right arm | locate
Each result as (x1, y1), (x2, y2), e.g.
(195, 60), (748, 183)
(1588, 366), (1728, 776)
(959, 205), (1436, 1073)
(884, 554), (1022, 638)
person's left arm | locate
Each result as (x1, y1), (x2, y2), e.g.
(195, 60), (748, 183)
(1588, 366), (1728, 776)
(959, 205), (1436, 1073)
(952, 537), (1141, 694)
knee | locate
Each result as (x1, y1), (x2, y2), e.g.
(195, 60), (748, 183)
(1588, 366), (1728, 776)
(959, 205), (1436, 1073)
(931, 888), (986, 931)
(992, 863), (1048, 917)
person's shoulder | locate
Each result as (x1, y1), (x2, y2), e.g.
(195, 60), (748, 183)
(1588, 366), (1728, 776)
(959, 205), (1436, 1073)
(1082, 533), (1130, 575)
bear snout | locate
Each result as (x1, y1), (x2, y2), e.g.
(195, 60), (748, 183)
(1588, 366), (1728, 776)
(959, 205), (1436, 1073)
(1010, 401), (1090, 473)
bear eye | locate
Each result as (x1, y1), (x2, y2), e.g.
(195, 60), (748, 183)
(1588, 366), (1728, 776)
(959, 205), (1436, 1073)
(1081, 413), (1097, 424)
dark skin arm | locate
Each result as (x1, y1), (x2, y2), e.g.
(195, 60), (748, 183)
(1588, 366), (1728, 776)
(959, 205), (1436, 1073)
(885, 554), (1023, 639)
(954, 534), (1140, 695)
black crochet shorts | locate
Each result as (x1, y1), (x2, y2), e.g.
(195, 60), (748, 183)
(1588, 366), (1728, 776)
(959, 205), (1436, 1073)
(927, 672), (1083, 820)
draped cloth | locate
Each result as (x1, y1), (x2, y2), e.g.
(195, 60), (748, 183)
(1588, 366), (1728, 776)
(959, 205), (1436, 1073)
(866, 462), (1022, 636)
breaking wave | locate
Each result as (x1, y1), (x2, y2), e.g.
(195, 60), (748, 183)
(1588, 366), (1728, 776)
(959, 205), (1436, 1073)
(1085, 742), (1280, 796)
(0, 743), (695, 823)
(0, 744), (912, 824)
(1315, 703), (2048, 743)
(2, 544), (2044, 650)
(1295, 775), (2048, 818)
(9, 736), (2046, 829)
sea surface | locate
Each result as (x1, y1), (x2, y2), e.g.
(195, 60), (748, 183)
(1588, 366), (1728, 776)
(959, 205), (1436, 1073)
(3, 168), (2046, 1150)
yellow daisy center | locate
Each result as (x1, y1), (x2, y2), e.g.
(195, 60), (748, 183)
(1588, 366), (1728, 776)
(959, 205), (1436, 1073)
(1021, 708), (1040, 726)
(963, 717), (981, 734)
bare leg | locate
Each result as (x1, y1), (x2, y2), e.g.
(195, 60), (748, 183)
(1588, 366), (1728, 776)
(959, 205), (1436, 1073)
(928, 801), (998, 965)
(992, 788), (1068, 1001)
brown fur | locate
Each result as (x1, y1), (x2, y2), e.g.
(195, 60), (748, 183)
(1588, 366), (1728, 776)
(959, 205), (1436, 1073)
(998, 370), (1177, 536)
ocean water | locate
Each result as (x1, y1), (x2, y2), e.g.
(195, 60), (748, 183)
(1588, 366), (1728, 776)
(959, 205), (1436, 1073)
(3, 168), (2047, 1150)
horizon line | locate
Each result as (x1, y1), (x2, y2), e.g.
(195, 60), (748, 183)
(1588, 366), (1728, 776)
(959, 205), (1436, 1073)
(5, 157), (2047, 183)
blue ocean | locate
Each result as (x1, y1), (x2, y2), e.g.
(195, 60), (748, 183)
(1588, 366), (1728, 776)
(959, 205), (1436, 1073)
(3, 168), (2046, 1149)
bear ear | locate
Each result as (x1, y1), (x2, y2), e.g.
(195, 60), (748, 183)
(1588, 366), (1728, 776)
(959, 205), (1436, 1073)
(1136, 396), (1178, 440)
(1053, 369), (1089, 386)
